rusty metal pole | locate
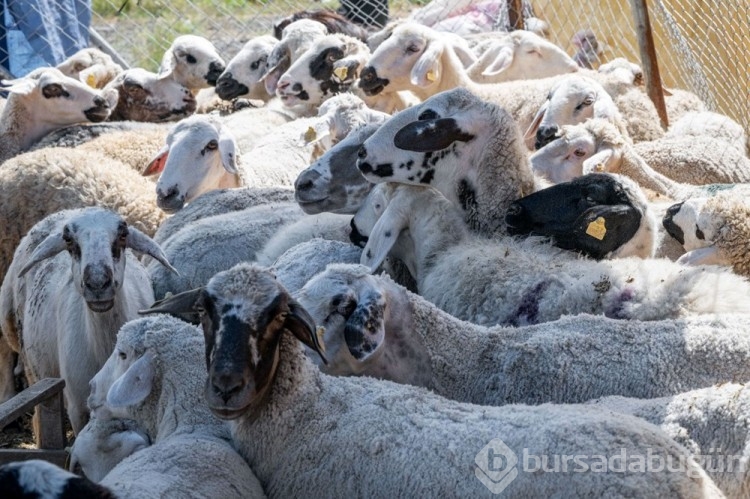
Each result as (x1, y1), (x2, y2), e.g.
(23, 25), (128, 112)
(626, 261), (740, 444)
(629, 0), (669, 129)
(507, 0), (524, 31)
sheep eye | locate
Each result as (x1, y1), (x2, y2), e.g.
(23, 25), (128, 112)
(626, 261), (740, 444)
(250, 61), (260, 70)
(206, 140), (218, 150)
(118, 351), (127, 360)
(42, 83), (70, 99)
(418, 109), (438, 120)
(185, 54), (197, 64)
(406, 44), (420, 54)
(326, 51), (341, 63)
(573, 149), (586, 157)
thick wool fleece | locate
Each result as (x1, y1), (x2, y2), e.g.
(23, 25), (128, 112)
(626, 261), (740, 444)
(231, 332), (721, 498)
(590, 383), (750, 498)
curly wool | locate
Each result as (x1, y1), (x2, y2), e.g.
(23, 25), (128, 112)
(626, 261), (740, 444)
(703, 193), (750, 277)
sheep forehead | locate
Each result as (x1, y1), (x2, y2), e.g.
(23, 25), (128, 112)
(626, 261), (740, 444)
(318, 93), (364, 116)
(206, 264), (284, 324)
(65, 209), (124, 238)
(171, 35), (220, 57)
(169, 116), (220, 144)
(281, 19), (328, 39)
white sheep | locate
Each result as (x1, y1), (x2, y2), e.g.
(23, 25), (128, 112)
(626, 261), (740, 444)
(56, 47), (123, 89)
(354, 183), (750, 327)
(298, 263), (750, 406)
(589, 383), (750, 498)
(0, 207), (175, 433)
(0, 67), (115, 163)
(271, 239), (363, 294)
(666, 111), (748, 155)
(662, 192), (750, 276)
(143, 263), (723, 498)
(158, 34), (226, 92)
(531, 119), (750, 197)
(466, 30), (578, 84)
(104, 68), (197, 122)
(357, 87), (536, 236)
(214, 35), (278, 102)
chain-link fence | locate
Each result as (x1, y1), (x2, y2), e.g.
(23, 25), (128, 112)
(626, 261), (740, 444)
(1, 0), (748, 134)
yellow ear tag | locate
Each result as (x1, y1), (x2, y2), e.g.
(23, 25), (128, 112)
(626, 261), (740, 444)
(316, 326), (327, 354)
(593, 163), (605, 172)
(304, 126), (317, 144)
(426, 70), (437, 82)
(333, 66), (348, 81)
(86, 73), (97, 88)
(586, 217), (607, 240)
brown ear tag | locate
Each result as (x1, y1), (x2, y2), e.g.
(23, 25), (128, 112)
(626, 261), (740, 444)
(586, 217), (607, 240)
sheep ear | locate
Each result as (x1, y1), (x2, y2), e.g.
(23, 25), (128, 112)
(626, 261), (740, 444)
(139, 287), (204, 325)
(0, 77), (36, 95)
(361, 197), (409, 271)
(18, 230), (68, 278)
(479, 45), (514, 76)
(285, 298), (327, 365)
(410, 42), (442, 88)
(217, 126), (239, 174)
(143, 145), (169, 176)
(582, 147), (621, 174)
(523, 100), (548, 145)
(262, 55), (288, 95)
(393, 118), (474, 152)
(344, 290), (386, 361)
(677, 246), (727, 267)
(158, 50), (176, 80)
(126, 228), (179, 275)
(300, 115), (333, 146)
(452, 43), (478, 68)
(106, 353), (156, 408)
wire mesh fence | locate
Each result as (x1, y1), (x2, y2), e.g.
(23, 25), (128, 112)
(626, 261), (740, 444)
(1, 0), (748, 135)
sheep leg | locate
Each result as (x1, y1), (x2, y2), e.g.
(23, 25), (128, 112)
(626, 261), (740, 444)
(0, 337), (16, 402)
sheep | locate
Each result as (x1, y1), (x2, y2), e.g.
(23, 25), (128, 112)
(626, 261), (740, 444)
(294, 122), (382, 215)
(273, 9), (369, 42)
(0, 460), (117, 497)
(214, 35), (278, 102)
(666, 111), (748, 155)
(270, 239), (362, 294)
(0, 67), (115, 163)
(359, 24), (662, 142)
(297, 263), (750, 406)
(69, 416), (150, 482)
(0, 208), (176, 434)
(158, 35), (226, 92)
(145, 94), (387, 212)
(589, 383), (750, 498)
(662, 193), (750, 276)
(56, 47), (123, 88)
(5, 316), (267, 498)
(357, 87), (536, 236)
(142, 262), (723, 498)
(353, 183), (750, 327)
(104, 68), (197, 122)
(263, 19), (328, 98)
(506, 173), (658, 259)
(465, 30), (578, 85)
(530, 119), (750, 197)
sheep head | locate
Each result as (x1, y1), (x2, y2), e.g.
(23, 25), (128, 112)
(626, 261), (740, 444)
(139, 264), (327, 420)
(159, 35), (226, 90)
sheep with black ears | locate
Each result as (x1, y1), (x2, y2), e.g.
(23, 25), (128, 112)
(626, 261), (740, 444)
(589, 383), (750, 498)
(297, 263), (750, 405)
(158, 35), (226, 93)
(142, 263), (723, 498)
(0, 67), (115, 163)
(353, 183), (750, 327)
(0, 208), (176, 433)
(357, 87), (536, 236)
(506, 173), (658, 259)
(213, 35), (278, 102)
(663, 192), (750, 276)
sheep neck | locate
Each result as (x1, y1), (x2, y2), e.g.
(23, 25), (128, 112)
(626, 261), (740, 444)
(0, 94), (64, 162)
(620, 146), (694, 200)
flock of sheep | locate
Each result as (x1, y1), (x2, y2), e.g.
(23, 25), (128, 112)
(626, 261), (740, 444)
(0, 4), (749, 498)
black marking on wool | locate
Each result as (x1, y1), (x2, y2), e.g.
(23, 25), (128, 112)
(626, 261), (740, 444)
(297, 90), (310, 101)
(696, 227), (705, 240)
(457, 178), (477, 213)
(371, 163), (394, 177)
(408, 175), (415, 181)
(421, 152), (433, 169)
(605, 288), (636, 319)
(420, 169), (435, 184)
(384, 230), (391, 237)
(508, 280), (552, 326)
(405, 160), (414, 170)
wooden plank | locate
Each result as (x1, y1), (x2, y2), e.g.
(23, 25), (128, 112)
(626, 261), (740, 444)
(507, 0), (524, 31)
(36, 388), (66, 450)
(629, 0), (669, 129)
(0, 449), (68, 467)
(0, 378), (65, 429)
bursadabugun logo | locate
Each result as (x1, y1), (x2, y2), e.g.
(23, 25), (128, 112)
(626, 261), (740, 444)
(474, 439), (519, 494)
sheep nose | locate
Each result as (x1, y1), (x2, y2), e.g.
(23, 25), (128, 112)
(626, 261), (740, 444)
(357, 146), (367, 159)
(360, 66), (376, 83)
(535, 125), (559, 149)
(212, 372), (244, 403)
(93, 96), (108, 108)
(349, 218), (368, 247)
(206, 61), (225, 85)
(84, 265), (113, 291)
(157, 185), (178, 200)
(294, 169), (320, 193)
(276, 79), (290, 91)
(291, 82), (303, 93)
